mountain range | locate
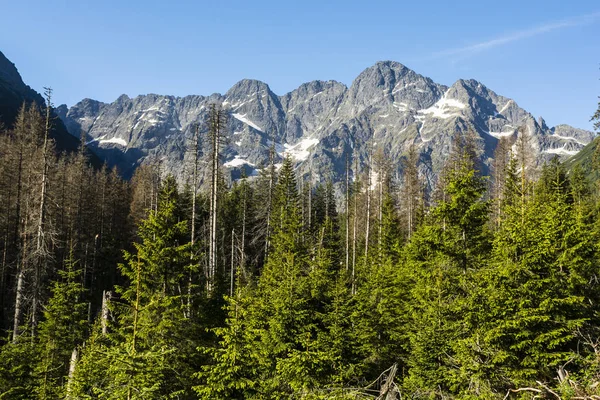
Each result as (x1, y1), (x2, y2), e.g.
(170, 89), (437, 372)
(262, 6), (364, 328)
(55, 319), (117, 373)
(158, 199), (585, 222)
(1, 51), (595, 192)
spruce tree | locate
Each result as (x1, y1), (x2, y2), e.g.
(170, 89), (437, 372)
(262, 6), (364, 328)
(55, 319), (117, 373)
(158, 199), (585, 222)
(403, 132), (490, 396)
(34, 251), (88, 399)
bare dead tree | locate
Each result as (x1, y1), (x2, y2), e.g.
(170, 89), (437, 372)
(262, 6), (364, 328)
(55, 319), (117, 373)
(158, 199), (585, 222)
(263, 142), (276, 263)
(364, 145), (373, 266)
(207, 104), (227, 293)
(30, 87), (55, 335)
(345, 154), (350, 271)
(186, 123), (201, 316)
(352, 157), (359, 296)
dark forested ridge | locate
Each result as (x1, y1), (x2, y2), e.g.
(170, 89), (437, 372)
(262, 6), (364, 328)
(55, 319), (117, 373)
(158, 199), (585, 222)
(1, 96), (600, 399)
(0, 51), (100, 165)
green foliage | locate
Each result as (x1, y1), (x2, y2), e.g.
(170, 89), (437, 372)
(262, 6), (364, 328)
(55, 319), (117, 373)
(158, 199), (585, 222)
(5, 122), (600, 399)
(0, 336), (37, 399)
(402, 134), (491, 396)
(34, 252), (88, 399)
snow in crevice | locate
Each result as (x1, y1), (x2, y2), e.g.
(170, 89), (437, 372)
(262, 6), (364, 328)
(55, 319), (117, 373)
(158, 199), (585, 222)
(232, 113), (263, 132)
(497, 100), (513, 115)
(397, 126), (409, 135)
(391, 81), (419, 95)
(551, 133), (587, 146)
(268, 137), (319, 162)
(139, 106), (161, 113)
(420, 133), (432, 143)
(98, 137), (127, 146)
(486, 129), (515, 138)
(393, 102), (411, 112)
(417, 91), (467, 119)
(86, 135), (106, 145)
(224, 156), (255, 168)
(544, 146), (579, 156)
(284, 138), (320, 161)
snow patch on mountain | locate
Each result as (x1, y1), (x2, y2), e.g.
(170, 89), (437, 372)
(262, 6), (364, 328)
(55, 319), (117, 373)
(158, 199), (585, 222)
(99, 137), (127, 146)
(418, 92), (466, 119)
(544, 146), (579, 156)
(224, 156), (255, 168)
(232, 113), (263, 132)
(551, 133), (587, 146)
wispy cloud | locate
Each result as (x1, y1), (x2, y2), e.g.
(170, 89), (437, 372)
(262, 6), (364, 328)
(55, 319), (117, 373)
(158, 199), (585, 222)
(431, 11), (600, 59)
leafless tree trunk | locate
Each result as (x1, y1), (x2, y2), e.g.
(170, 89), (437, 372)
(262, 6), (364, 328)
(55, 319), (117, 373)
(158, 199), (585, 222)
(352, 158), (358, 296)
(101, 290), (110, 335)
(364, 148), (372, 264)
(31, 87), (54, 335)
(345, 155), (350, 272)
(402, 146), (420, 240)
(65, 347), (78, 398)
(187, 124), (200, 316)
(516, 126), (533, 225)
(230, 229), (235, 297)
(240, 180), (247, 272)
(264, 144), (275, 262)
(12, 108), (29, 341)
(491, 137), (510, 228)
(208, 105), (226, 293)
(308, 168), (312, 231)
(377, 164), (383, 261)
(12, 262), (25, 343)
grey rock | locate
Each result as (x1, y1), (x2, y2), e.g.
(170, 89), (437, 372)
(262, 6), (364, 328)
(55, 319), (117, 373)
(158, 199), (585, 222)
(57, 60), (595, 194)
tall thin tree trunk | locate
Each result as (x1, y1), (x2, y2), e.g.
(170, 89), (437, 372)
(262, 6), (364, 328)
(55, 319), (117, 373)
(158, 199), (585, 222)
(264, 144), (275, 262)
(308, 168), (312, 231)
(240, 181), (247, 272)
(11, 138), (25, 340)
(32, 87), (53, 335)
(187, 124), (200, 316)
(101, 290), (110, 335)
(345, 156), (350, 271)
(364, 151), (371, 264)
(208, 106), (223, 293)
(378, 167), (383, 262)
(352, 159), (358, 295)
(12, 264), (25, 343)
(66, 347), (78, 399)
(230, 229), (235, 297)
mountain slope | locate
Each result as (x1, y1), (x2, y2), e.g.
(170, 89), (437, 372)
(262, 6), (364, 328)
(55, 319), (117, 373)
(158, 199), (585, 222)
(0, 50), (99, 161)
(58, 61), (595, 188)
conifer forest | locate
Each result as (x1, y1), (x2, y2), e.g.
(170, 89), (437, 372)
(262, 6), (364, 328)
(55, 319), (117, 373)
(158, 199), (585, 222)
(2, 95), (600, 400)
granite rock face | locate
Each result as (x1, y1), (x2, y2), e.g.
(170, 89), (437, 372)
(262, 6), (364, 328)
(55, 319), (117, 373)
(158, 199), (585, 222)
(58, 61), (595, 192)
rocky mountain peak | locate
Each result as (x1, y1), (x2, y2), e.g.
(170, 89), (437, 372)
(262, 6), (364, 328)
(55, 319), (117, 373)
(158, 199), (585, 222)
(225, 79), (272, 99)
(56, 60), (595, 192)
(0, 51), (26, 88)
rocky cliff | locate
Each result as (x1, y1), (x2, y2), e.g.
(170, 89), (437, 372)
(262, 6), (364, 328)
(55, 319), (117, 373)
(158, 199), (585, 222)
(57, 61), (595, 191)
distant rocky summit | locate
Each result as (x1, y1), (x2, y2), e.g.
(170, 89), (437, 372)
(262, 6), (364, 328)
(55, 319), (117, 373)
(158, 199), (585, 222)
(56, 61), (595, 190)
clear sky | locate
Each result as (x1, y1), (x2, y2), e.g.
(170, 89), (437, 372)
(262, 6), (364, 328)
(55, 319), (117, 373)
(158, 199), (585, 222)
(1, 0), (599, 130)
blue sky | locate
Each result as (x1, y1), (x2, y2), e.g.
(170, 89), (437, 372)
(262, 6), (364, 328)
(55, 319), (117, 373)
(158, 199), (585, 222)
(1, 0), (599, 130)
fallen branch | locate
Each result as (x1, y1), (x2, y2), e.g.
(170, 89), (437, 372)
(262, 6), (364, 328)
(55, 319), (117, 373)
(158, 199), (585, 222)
(536, 381), (561, 399)
(503, 387), (542, 400)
